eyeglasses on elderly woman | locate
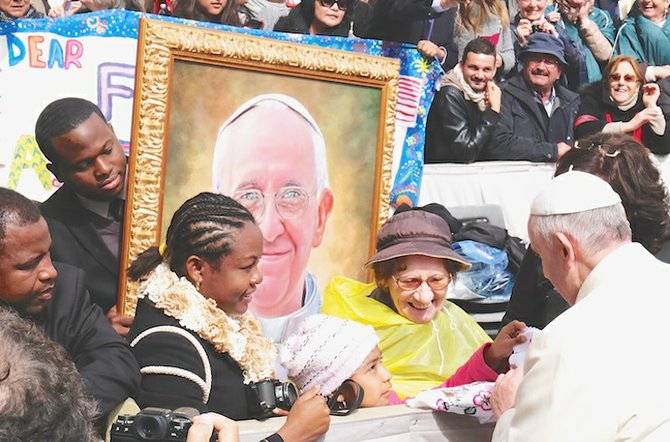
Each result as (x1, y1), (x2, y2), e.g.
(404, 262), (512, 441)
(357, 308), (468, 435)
(392, 274), (451, 292)
(607, 73), (638, 83)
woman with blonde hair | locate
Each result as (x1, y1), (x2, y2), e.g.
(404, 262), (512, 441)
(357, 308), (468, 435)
(455, 0), (514, 77)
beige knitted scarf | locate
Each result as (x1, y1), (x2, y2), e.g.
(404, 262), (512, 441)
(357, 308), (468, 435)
(136, 262), (276, 384)
(440, 64), (488, 111)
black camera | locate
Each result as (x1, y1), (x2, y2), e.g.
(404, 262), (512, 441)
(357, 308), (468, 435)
(250, 379), (299, 419)
(110, 407), (208, 442)
(531, 24), (543, 33)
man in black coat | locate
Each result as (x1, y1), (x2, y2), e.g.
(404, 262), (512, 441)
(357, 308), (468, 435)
(35, 97), (132, 335)
(488, 32), (580, 161)
(0, 187), (140, 434)
(425, 38), (502, 163)
(361, 0), (460, 70)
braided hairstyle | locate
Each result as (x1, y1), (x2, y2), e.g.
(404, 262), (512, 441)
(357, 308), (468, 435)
(127, 192), (255, 281)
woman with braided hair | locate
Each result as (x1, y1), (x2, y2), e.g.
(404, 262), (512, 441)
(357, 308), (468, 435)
(126, 193), (329, 440)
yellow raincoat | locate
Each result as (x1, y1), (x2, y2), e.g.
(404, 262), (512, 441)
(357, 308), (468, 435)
(322, 276), (491, 399)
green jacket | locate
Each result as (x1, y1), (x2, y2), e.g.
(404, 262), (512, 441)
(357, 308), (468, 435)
(547, 5), (615, 83)
(614, 14), (670, 65)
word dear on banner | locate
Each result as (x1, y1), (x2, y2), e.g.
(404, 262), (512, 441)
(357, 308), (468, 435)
(6, 34), (83, 69)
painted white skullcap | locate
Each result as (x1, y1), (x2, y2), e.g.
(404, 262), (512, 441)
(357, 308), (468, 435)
(530, 171), (621, 216)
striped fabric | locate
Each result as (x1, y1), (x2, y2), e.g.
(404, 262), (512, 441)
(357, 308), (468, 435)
(395, 75), (424, 127)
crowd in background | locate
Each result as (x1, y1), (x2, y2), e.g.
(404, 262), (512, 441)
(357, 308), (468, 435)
(4, 0), (670, 166)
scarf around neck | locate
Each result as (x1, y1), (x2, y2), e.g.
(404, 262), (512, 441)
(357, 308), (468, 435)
(137, 262), (276, 383)
(440, 64), (488, 111)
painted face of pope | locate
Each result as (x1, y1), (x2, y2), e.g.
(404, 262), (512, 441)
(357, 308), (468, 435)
(212, 95), (334, 319)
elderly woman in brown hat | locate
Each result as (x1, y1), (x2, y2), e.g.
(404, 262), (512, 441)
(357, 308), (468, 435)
(322, 204), (526, 399)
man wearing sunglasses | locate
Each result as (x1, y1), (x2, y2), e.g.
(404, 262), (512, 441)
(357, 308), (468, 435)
(212, 94), (334, 343)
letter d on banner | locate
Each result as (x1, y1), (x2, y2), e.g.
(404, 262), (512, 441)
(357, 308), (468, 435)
(6, 34), (26, 67)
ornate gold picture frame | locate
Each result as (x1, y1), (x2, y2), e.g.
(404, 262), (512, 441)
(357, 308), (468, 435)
(119, 18), (400, 316)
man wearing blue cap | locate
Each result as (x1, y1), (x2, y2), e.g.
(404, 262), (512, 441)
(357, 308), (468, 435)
(487, 32), (580, 162)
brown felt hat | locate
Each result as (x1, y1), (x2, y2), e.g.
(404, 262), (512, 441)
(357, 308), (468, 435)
(365, 205), (471, 272)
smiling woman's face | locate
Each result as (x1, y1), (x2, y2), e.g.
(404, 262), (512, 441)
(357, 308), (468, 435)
(386, 255), (451, 324)
(197, 0), (227, 17)
(518, 0), (549, 21)
(312, 0), (346, 32)
(639, 0), (670, 22)
(0, 0), (30, 19)
(607, 61), (641, 105)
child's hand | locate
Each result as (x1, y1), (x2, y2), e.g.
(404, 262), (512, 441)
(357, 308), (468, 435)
(484, 320), (527, 371)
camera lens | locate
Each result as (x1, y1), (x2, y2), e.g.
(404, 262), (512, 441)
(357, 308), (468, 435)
(285, 383), (298, 405)
(134, 414), (170, 440)
(276, 382), (298, 410)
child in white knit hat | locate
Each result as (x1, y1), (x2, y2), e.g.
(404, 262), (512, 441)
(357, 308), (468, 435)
(280, 314), (397, 407)
(280, 314), (521, 408)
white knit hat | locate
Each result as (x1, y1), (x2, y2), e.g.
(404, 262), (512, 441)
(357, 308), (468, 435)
(279, 314), (379, 395)
(530, 171), (621, 216)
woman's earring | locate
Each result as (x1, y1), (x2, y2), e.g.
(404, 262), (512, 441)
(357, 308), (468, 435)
(196, 280), (201, 292)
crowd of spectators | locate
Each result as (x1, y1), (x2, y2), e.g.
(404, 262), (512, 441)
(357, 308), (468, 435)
(4, 0), (670, 167)
(423, 0), (670, 163)
(6, 0), (667, 165)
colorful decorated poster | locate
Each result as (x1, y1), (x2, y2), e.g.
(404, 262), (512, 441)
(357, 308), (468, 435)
(0, 10), (439, 205)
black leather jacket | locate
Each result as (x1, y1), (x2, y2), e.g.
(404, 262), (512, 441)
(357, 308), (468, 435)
(362, 0), (458, 70)
(424, 85), (501, 163)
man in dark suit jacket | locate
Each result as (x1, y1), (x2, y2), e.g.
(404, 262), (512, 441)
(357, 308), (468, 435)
(487, 32), (579, 161)
(35, 97), (132, 335)
(0, 187), (140, 435)
(361, 0), (460, 71)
